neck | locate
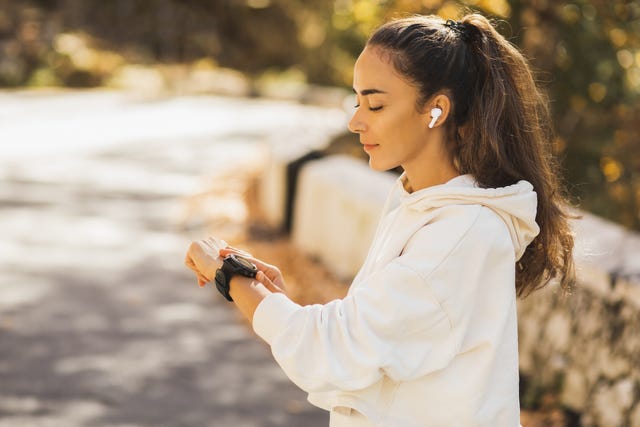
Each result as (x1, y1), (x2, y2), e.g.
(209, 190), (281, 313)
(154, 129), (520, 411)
(402, 164), (459, 193)
(402, 130), (459, 192)
(394, 118), (461, 192)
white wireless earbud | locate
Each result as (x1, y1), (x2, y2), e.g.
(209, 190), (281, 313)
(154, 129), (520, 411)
(428, 107), (442, 129)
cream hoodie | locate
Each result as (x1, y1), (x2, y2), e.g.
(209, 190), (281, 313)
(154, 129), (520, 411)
(253, 173), (539, 427)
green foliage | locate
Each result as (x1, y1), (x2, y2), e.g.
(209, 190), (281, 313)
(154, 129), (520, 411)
(507, 0), (640, 230)
(315, 0), (640, 230)
(0, 0), (638, 229)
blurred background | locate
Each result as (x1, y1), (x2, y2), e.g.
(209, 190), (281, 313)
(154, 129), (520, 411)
(1, 0), (638, 229)
(0, 1), (638, 427)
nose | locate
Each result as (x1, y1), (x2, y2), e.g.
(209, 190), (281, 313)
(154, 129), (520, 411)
(348, 110), (366, 134)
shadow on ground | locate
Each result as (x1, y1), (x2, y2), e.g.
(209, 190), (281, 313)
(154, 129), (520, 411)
(0, 91), (346, 427)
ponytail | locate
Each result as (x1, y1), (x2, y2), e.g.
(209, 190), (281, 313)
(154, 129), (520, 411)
(368, 13), (575, 297)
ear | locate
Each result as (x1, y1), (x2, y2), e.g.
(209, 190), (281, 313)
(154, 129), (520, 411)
(423, 93), (452, 129)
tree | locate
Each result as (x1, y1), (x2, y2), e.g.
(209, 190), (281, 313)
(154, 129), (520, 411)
(0, 0), (637, 229)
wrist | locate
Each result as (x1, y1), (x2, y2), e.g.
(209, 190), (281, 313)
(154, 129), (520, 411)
(228, 276), (272, 322)
(229, 276), (270, 299)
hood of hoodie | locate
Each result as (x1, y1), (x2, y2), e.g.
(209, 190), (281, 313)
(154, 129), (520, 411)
(396, 173), (540, 261)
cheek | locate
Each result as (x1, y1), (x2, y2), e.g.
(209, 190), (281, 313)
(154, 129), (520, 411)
(382, 110), (425, 141)
(375, 108), (418, 136)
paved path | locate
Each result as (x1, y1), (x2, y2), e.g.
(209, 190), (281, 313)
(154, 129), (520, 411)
(0, 90), (346, 427)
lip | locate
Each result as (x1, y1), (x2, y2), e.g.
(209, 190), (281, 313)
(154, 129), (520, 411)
(362, 143), (379, 152)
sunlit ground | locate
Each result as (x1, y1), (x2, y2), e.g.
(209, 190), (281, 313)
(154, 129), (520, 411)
(0, 89), (567, 427)
(0, 89), (345, 427)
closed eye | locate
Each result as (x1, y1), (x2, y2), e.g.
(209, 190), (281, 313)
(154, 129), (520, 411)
(354, 104), (383, 111)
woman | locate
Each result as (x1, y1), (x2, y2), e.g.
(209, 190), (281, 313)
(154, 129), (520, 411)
(185, 13), (574, 427)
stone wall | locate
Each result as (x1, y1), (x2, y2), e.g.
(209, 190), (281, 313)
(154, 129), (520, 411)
(259, 152), (640, 426)
(518, 212), (640, 427)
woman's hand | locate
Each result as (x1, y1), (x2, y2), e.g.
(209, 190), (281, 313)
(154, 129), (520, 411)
(185, 239), (287, 294)
(219, 246), (286, 295)
(186, 239), (288, 321)
(184, 238), (225, 287)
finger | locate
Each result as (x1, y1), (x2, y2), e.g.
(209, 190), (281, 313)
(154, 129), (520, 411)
(221, 250), (272, 273)
(185, 249), (205, 274)
(193, 240), (219, 258)
(257, 271), (274, 291)
(216, 247), (282, 286)
(186, 241), (222, 280)
(219, 246), (253, 258)
(192, 268), (209, 286)
(203, 237), (226, 253)
(197, 272), (210, 286)
(226, 245), (251, 255)
(184, 253), (196, 270)
(257, 271), (283, 294)
(252, 262), (283, 288)
(185, 257), (202, 277)
(260, 264), (285, 289)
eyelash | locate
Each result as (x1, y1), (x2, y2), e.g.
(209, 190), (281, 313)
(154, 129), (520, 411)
(354, 105), (383, 111)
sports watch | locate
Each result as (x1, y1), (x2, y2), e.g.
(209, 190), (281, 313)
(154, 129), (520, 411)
(214, 254), (258, 301)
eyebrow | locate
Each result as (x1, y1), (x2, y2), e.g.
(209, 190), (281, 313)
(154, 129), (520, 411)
(352, 88), (387, 96)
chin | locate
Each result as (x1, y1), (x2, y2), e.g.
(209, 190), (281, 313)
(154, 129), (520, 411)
(368, 157), (397, 172)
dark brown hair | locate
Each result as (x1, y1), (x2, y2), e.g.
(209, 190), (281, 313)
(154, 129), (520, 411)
(368, 13), (575, 297)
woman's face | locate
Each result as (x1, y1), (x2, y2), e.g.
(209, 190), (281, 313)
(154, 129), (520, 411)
(349, 46), (431, 172)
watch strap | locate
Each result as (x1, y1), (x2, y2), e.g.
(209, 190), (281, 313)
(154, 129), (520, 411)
(215, 268), (233, 301)
(214, 255), (258, 302)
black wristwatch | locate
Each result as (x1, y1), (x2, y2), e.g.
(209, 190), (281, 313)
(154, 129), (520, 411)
(214, 254), (258, 301)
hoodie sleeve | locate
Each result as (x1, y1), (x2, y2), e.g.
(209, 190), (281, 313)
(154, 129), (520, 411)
(252, 261), (454, 392)
(251, 206), (487, 394)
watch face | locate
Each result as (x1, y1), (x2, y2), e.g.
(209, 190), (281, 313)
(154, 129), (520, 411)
(225, 254), (257, 278)
(235, 255), (256, 270)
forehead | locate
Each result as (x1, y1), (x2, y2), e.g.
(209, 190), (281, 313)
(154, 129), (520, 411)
(353, 46), (412, 94)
